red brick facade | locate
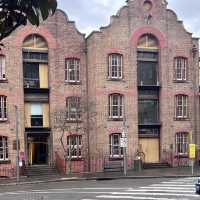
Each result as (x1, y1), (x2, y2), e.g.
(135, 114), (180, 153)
(0, 0), (199, 176)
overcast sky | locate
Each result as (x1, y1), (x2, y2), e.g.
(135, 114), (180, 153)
(57, 0), (200, 37)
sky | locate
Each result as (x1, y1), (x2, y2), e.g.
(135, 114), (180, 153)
(57, 0), (200, 37)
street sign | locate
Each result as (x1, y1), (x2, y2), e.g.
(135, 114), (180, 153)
(120, 137), (128, 148)
(189, 144), (196, 159)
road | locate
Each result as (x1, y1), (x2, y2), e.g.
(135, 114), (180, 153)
(0, 177), (199, 200)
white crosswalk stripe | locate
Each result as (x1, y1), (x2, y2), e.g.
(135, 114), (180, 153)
(96, 177), (199, 200)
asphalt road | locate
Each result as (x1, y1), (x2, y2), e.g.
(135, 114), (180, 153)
(0, 177), (199, 200)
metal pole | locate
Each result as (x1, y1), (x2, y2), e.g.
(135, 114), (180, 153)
(15, 105), (20, 183)
(123, 104), (127, 176)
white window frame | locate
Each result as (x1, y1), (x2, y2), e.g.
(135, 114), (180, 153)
(108, 54), (123, 79)
(65, 58), (80, 83)
(109, 94), (123, 119)
(67, 135), (82, 159)
(175, 95), (188, 119)
(0, 56), (6, 80)
(66, 97), (81, 121)
(0, 96), (7, 121)
(175, 57), (187, 81)
(109, 133), (123, 158)
(0, 136), (8, 161)
(175, 132), (188, 156)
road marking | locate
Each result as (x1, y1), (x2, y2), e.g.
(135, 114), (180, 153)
(112, 192), (199, 197)
(127, 189), (195, 193)
(141, 186), (194, 190)
(150, 184), (194, 187)
(97, 195), (177, 200)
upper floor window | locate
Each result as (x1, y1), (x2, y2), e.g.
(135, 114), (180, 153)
(108, 54), (122, 79)
(0, 96), (7, 120)
(175, 95), (188, 119)
(0, 136), (8, 161)
(175, 132), (189, 156)
(0, 56), (6, 80)
(137, 34), (159, 50)
(109, 133), (123, 158)
(109, 94), (123, 119)
(67, 135), (82, 158)
(23, 34), (48, 50)
(65, 58), (80, 83)
(66, 97), (81, 121)
(174, 57), (188, 81)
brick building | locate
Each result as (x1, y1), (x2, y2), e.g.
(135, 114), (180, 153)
(0, 0), (199, 176)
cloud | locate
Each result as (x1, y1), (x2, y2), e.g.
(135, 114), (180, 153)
(58, 0), (200, 37)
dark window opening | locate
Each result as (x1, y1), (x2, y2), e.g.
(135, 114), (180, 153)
(31, 115), (43, 127)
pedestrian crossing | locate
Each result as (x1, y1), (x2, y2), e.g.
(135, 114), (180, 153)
(95, 177), (199, 200)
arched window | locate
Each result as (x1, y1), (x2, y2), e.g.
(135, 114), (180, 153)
(175, 95), (188, 119)
(109, 133), (123, 158)
(23, 34), (48, 50)
(108, 54), (123, 79)
(23, 34), (48, 89)
(108, 94), (123, 119)
(175, 132), (189, 156)
(174, 57), (188, 81)
(137, 34), (158, 49)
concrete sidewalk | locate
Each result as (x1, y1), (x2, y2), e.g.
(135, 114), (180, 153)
(0, 166), (200, 186)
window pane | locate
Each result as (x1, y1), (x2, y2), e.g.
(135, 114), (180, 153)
(31, 104), (42, 115)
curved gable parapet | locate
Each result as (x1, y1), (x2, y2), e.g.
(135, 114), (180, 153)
(166, 9), (192, 36)
(100, 5), (128, 31)
(55, 9), (85, 37)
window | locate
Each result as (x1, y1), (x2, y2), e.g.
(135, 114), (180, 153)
(0, 96), (7, 120)
(65, 58), (80, 82)
(109, 94), (123, 119)
(66, 97), (81, 120)
(175, 132), (189, 156)
(175, 95), (188, 119)
(108, 54), (122, 79)
(67, 135), (82, 158)
(0, 56), (6, 80)
(109, 133), (123, 158)
(139, 99), (159, 124)
(174, 57), (187, 81)
(23, 34), (48, 50)
(0, 136), (8, 161)
(31, 103), (43, 127)
(137, 34), (158, 49)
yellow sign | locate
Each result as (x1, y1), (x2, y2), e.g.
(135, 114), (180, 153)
(189, 144), (196, 159)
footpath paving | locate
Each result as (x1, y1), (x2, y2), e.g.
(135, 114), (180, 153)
(0, 166), (200, 186)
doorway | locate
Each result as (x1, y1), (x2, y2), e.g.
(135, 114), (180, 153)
(28, 136), (48, 165)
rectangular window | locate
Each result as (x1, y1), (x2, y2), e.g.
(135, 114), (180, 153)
(109, 133), (123, 158)
(139, 99), (158, 124)
(31, 103), (43, 127)
(175, 95), (188, 119)
(66, 97), (81, 120)
(175, 133), (188, 155)
(65, 59), (80, 83)
(138, 61), (157, 85)
(109, 94), (123, 119)
(108, 54), (122, 79)
(24, 63), (40, 88)
(0, 56), (6, 80)
(0, 136), (8, 161)
(174, 57), (187, 81)
(0, 96), (7, 120)
(67, 135), (82, 158)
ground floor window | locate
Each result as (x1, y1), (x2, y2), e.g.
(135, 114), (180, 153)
(67, 135), (82, 158)
(0, 136), (8, 161)
(175, 132), (189, 156)
(109, 133), (123, 158)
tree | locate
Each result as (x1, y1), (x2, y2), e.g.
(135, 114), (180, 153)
(0, 0), (57, 41)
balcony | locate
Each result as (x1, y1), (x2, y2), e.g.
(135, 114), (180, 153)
(24, 78), (40, 89)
